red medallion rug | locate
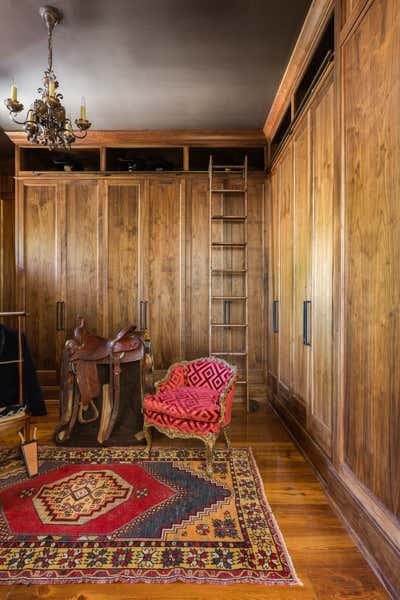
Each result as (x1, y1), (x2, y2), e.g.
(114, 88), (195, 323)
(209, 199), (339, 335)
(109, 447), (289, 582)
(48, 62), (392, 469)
(0, 446), (300, 586)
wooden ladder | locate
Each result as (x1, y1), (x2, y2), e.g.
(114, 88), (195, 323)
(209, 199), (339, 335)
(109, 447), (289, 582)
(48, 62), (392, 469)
(208, 156), (249, 411)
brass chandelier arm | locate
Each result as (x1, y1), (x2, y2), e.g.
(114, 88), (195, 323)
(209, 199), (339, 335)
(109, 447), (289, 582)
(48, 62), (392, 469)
(4, 5), (91, 150)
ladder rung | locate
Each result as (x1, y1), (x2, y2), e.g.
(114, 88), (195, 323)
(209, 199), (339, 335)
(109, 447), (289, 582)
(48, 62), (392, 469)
(211, 323), (248, 328)
(212, 215), (247, 220)
(211, 352), (247, 356)
(0, 359), (24, 365)
(212, 296), (247, 300)
(211, 269), (247, 274)
(212, 243), (246, 248)
(211, 188), (247, 193)
(212, 164), (245, 170)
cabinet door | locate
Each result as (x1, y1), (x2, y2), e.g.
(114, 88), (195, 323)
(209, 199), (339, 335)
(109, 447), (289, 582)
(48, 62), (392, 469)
(17, 182), (61, 378)
(292, 115), (312, 424)
(343, 0), (400, 517)
(141, 178), (185, 372)
(247, 178), (265, 384)
(310, 77), (334, 455)
(268, 169), (280, 392)
(279, 144), (294, 394)
(63, 181), (103, 337)
(185, 175), (209, 359)
(105, 182), (141, 336)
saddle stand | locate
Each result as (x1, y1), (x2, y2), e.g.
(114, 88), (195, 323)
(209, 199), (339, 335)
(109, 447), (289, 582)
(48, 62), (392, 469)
(55, 318), (153, 444)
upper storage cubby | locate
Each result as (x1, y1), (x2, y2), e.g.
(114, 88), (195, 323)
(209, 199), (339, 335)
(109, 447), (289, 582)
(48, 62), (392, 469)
(270, 105), (292, 160)
(106, 147), (183, 171)
(20, 148), (100, 172)
(189, 147), (265, 171)
(293, 13), (334, 117)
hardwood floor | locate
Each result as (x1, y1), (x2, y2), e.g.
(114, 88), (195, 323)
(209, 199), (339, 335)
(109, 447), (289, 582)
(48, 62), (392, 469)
(0, 401), (389, 599)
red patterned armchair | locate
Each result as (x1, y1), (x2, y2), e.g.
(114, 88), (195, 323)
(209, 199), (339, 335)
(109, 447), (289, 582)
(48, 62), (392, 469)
(143, 357), (237, 474)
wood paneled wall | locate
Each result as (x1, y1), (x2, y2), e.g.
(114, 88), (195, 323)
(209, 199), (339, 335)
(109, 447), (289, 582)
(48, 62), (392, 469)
(266, 0), (400, 595)
(14, 171), (266, 397)
(0, 139), (15, 313)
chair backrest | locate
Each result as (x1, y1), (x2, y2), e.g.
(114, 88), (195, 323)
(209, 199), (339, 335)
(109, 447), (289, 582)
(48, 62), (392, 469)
(185, 358), (235, 392)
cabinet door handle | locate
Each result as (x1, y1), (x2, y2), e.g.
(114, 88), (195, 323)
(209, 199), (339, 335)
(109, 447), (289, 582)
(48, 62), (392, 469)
(56, 301), (65, 331)
(272, 300), (279, 333)
(144, 301), (148, 330)
(61, 301), (65, 331)
(139, 300), (143, 330)
(303, 300), (311, 346)
(223, 300), (227, 325)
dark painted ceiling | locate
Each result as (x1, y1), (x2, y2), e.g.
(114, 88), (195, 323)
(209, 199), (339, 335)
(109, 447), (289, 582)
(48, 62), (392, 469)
(0, 0), (311, 131)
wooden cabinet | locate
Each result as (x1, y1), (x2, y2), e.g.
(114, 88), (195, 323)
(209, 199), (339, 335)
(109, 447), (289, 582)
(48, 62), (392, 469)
(247, 178), (266, 384)
(141, 178), (185, 373)
(17, 183), (60, 376)
(267, 169), (280, 393)
(278, 143), (293, 396)
(342, 0), (400, 519)
(104, 182), (141, 336)
(268, 73), (334, 455)
(309, 78), (334, 455)
(64, 181), (103, 337)
(16, 171), (265, 393)
(292, 114), (312, 426)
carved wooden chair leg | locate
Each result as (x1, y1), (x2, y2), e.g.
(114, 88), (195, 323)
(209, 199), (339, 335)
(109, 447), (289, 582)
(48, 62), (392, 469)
(204, 438), (215, 476)
(223, 425), (232, 451)
(143, 424), (152, 456)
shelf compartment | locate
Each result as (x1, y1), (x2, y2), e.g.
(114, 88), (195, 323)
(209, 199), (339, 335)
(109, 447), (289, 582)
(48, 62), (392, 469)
(190, 146), (265, 171)
(106, 147), (184, 171)
(20, 148), (100, 172)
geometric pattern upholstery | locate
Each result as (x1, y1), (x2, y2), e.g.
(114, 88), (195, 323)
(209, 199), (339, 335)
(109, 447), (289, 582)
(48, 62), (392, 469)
(185, 359), (232, 391)
(144, 387), (220, 423)
(143, 357), (237, 474)
(144, 410), (220, 434)
(157, 364), (187, 393)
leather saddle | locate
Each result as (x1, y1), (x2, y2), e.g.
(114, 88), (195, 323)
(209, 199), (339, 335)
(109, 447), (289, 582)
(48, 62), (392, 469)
(61, 318), (145, 409)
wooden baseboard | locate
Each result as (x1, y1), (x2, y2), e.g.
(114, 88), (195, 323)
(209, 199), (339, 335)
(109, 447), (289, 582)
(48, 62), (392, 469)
(269, 392), (400, 599)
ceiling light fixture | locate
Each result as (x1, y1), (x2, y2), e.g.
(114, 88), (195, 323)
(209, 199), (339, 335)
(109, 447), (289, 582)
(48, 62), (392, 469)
(4, 5), (91, 150)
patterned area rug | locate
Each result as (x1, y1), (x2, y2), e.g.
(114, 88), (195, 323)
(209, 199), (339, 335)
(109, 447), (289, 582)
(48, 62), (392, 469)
(0, 446), (300, 585)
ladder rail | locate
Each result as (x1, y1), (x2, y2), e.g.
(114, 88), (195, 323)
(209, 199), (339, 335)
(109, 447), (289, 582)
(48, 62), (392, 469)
(208, 154), (250, 411)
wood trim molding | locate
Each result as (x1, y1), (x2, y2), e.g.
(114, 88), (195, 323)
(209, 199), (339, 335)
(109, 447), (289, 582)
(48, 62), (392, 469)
(5, 130), (266, 148)
(263, 0), (335, 140)
(269, 394), (400, 599)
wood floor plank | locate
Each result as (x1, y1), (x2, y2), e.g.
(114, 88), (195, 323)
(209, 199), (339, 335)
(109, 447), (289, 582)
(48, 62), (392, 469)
(0, 402), (389, 599)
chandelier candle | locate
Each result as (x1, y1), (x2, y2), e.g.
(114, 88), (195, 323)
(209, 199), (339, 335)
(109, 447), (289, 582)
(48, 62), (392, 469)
(4, 6), (92, 150)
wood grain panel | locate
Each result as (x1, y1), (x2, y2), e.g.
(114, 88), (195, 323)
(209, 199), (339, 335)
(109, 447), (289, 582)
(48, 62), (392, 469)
(106, 183), (140, 335)
(23, 185), (58, 370)
(279, 143), (294, 392)
(65, 182), (101, 337)
(292, 115), (311, 407)
(343, 0), (400, 517)
(142, 179), (184, 370)
(310, 77), (334, 455)
(268, 169), (280, 385)
(247, 179), (265, 382)
(185, 176), (209, 359)
(0, 196), (14, 312)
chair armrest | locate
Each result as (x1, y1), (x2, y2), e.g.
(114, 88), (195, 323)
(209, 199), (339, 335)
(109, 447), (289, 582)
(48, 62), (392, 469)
(219, 374), (237, 426)
(155, 362), (187, 393)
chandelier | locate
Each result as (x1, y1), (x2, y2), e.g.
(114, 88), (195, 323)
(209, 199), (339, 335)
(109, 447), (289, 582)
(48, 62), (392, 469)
(4, 5), (91, 150)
